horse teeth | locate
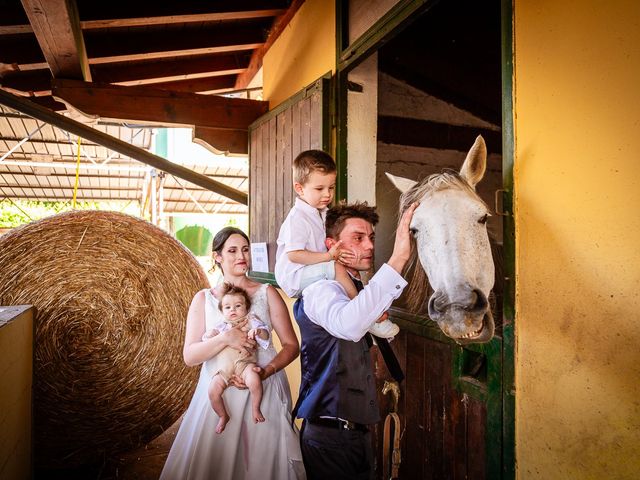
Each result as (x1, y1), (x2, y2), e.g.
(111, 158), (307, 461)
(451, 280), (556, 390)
(461, 329), (480, 339)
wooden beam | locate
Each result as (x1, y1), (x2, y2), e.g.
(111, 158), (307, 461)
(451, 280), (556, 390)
(1, 3), (288, 34)
(377, 116), (502, 154)
(52, 80), (268, 130)
(85, 22), (269, 64)
(76, 0), (289, 24)
(0, 25), (32, 35)
(0, 88), (248, 205)
(0, 33), (46, 68)
(145, 75), (236, 94)
(26, 95), (67, 111)
(1, 69), (52, 95)
(235, 0), (305, 89)
(81, 9), (285, 29)
(0, 3), (30, 34)
(193, 127), (249, 155)
(1, 54), (250, 94)
(20, 0), (91, 81)
(93, 53), (251, 85)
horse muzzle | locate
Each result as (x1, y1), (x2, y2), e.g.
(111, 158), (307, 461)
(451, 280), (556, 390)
(427, 288), (495, 344)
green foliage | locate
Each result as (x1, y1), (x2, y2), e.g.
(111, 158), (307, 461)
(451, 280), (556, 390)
(0, 199), (138, 229)
(175, 225), (213, 256)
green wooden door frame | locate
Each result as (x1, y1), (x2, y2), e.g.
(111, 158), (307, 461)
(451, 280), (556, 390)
(334, 0), (516, 478)
(247, 73), (332, 286)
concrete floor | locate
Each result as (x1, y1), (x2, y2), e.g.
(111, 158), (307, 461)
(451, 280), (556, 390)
(36, 417), (181, 480)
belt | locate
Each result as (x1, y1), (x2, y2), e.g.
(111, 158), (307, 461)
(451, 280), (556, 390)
(307, 417), (369, 433)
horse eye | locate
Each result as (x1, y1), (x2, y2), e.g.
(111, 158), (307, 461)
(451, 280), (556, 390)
(478, 214), (489, 225)
(409, 227), (418, 237)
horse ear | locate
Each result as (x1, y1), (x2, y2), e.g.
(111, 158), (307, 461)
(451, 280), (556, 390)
(459, 135), (487, 188)
(385, 172), (417, 193)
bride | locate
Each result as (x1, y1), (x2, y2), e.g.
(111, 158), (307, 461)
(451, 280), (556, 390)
(160, 227), (306, 479)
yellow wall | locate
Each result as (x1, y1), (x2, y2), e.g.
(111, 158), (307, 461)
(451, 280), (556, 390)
(263, 0), (335, 108)
(263, 0), (336, 405)
(514, 1), (640, 478)
(0, 306), (33, 480)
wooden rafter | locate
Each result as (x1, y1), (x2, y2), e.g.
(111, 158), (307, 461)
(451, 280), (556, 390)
(85, 23), (269, 65)
(193, 127), (250, 155)
(143, 75), (237, 94)
(0, 0), (289, 34)
(79, 9), (286, 29)
(1, 54), (251, 95)
(52, 80), (268, 130)
(20, 0), (91, 81)
(96, 54), (251, 85)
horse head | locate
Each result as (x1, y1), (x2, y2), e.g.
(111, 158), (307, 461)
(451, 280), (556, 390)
(387, 135), (495, 344)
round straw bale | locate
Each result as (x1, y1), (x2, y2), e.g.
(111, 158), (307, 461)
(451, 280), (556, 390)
(0, 210), (210, 468)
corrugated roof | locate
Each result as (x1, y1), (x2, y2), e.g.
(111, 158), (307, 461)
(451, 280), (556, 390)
(0, 105), (248, 214)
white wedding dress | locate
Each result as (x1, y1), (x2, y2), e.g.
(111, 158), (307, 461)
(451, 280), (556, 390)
(160, 284), (306, 480)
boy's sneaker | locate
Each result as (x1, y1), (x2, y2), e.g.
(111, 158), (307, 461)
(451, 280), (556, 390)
(368, 319), (400, 339)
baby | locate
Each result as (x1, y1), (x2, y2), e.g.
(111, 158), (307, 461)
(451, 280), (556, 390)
(275, 149), (400, 338)
(202, 283), (270, 434)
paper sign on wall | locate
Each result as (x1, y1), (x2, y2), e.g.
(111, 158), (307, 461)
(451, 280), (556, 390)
(250, 242), (269, 272)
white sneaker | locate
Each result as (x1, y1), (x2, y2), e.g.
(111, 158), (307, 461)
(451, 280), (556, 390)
(368, 319), (400, 339)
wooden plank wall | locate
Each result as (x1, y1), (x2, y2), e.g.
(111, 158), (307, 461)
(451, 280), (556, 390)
(372, 332), (487, 479)
(249, 88), (323, 272)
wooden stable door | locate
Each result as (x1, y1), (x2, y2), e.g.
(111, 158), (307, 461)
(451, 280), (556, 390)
(248, 75), (330, 278)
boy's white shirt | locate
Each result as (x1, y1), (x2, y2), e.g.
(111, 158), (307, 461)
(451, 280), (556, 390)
(274, 197), (328, 297)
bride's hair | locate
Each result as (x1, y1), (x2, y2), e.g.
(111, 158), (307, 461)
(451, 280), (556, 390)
(210, 227), (250, 273)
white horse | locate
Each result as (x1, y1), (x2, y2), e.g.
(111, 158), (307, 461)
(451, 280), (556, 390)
(387, 136), (495, 344)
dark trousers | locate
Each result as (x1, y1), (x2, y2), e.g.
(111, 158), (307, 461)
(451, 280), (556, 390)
(300, 420), (374, 480)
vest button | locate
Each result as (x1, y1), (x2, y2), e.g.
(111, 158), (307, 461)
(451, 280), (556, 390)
(370, 400), (375, 406)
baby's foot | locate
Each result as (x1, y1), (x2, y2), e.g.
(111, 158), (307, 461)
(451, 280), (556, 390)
(253, 408), (265, 424)
(216, 414), (229, 434)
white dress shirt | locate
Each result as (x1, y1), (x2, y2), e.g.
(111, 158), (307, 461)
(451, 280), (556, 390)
(301, 263), (407, 342)
(275, 197), (328, 297)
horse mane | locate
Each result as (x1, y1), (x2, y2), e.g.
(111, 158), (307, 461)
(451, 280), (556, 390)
(397, 170), (501, 319)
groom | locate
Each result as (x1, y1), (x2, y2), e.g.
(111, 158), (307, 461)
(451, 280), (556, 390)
(292, 200), (418, 479)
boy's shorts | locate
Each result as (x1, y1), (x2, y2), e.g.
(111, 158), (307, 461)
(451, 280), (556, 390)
(295, 261), (336, 297)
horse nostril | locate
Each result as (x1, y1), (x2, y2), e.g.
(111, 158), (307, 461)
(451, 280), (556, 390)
(428, 291), (447, 319)
(468, 289), (488, 313)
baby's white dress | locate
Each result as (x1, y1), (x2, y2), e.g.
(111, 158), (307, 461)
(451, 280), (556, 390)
(160, 284), (306, 480)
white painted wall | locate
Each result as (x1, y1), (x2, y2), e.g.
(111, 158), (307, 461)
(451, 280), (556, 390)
(347, 53), (379, 204)
(348, 0), (401, 44)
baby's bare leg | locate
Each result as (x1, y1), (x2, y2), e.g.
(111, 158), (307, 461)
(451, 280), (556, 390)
(335, 262), (358, 298)
(208, 374), (230, 434)
(242, 364), (265, 423)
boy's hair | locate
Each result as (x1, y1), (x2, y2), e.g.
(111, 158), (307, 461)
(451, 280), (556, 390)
(293, 150), (337, 184)
(325, 201), (379, 239)
(217, 282), (252, 312)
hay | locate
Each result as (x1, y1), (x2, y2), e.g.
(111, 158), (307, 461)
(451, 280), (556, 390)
(0, 210), (209, 468)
